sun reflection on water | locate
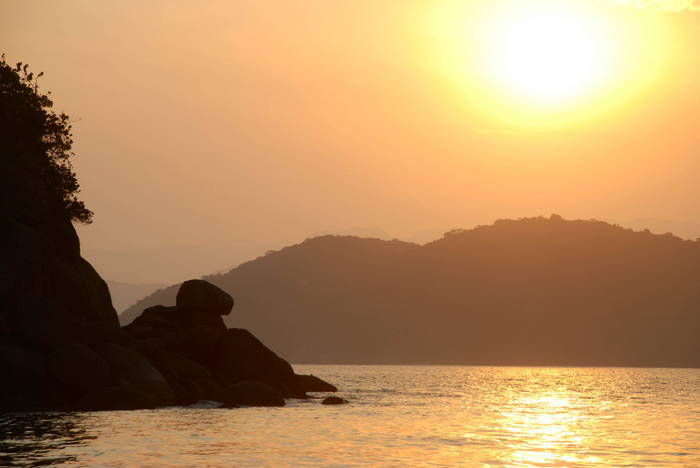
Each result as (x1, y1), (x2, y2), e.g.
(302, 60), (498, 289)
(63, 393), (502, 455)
(2, 366), (699, 466)
(496, 394), (597, 466)
(451, 369), (635, 466)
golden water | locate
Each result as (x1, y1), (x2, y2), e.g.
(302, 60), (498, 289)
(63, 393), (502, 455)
(2, 366), (699, 466)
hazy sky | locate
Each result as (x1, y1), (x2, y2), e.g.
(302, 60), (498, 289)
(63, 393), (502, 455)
(3, 1), (700, 283)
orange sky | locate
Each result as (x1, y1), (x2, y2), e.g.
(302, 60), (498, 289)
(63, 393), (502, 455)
(3, 1), (700, 282)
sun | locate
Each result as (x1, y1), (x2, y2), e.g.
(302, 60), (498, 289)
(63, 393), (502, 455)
(483, 3), (612, 106)
(430, 0), (673, 127)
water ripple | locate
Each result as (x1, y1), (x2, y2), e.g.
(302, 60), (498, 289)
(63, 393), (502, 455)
(1, 366), (699, 466)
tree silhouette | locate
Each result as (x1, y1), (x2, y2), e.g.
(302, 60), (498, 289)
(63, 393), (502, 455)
(0, 55), (92, 223)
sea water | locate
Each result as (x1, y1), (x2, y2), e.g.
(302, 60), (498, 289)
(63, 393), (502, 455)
(2, 365), (699, 466)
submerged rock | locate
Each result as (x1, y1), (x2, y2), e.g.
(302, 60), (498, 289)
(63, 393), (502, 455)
(322, 396), (348, 405)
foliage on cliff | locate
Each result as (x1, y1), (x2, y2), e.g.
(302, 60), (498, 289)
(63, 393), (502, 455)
(0, 55), (92, 223)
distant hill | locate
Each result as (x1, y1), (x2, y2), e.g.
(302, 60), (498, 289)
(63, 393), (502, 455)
(122, 216), (700, 367)
(620, 218), (700, 241)
(108, 281), (166, 315)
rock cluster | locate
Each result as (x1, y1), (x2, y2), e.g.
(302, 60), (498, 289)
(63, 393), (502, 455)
(1, 277), (338, 411)
(120, 279), (337, 409)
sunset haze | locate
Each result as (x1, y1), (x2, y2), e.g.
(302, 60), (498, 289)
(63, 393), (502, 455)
(3, 0), (700, 284)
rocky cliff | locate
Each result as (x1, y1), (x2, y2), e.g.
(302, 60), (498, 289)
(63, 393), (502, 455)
(0, 57), (336, 411)
(0, 158), (121, 409)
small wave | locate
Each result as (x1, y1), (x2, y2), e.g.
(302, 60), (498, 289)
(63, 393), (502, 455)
(187, 400), (223, 409)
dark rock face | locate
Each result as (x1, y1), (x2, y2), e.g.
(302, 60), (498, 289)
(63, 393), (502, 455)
(0, 163), (117, 343)
(136, 345), (222, 405)
(214, 329), (295, 388)
(95, 343), (174, 407)
(0, 217), (118, 351)
(0, 339), (50, 411)
(0, 167), (120, 410)
(322, 396), (348, 405)
(48, 343), (111, 393)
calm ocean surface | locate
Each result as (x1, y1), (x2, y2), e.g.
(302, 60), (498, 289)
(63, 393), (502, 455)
(2, 365), (700, 467)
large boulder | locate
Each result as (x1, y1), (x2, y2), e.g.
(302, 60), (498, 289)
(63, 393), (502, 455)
(220, 380), (285, 407)
(213, 328), (295, 390)
(96, 343), (174, 407)
(176, 280), (233, 316)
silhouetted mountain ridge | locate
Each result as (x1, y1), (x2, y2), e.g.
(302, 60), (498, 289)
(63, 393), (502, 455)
(122, 216), (700, 367)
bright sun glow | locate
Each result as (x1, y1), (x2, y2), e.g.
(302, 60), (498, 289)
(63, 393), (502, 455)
(483, 4), (612, 105)
(432, 0), (673, 127)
